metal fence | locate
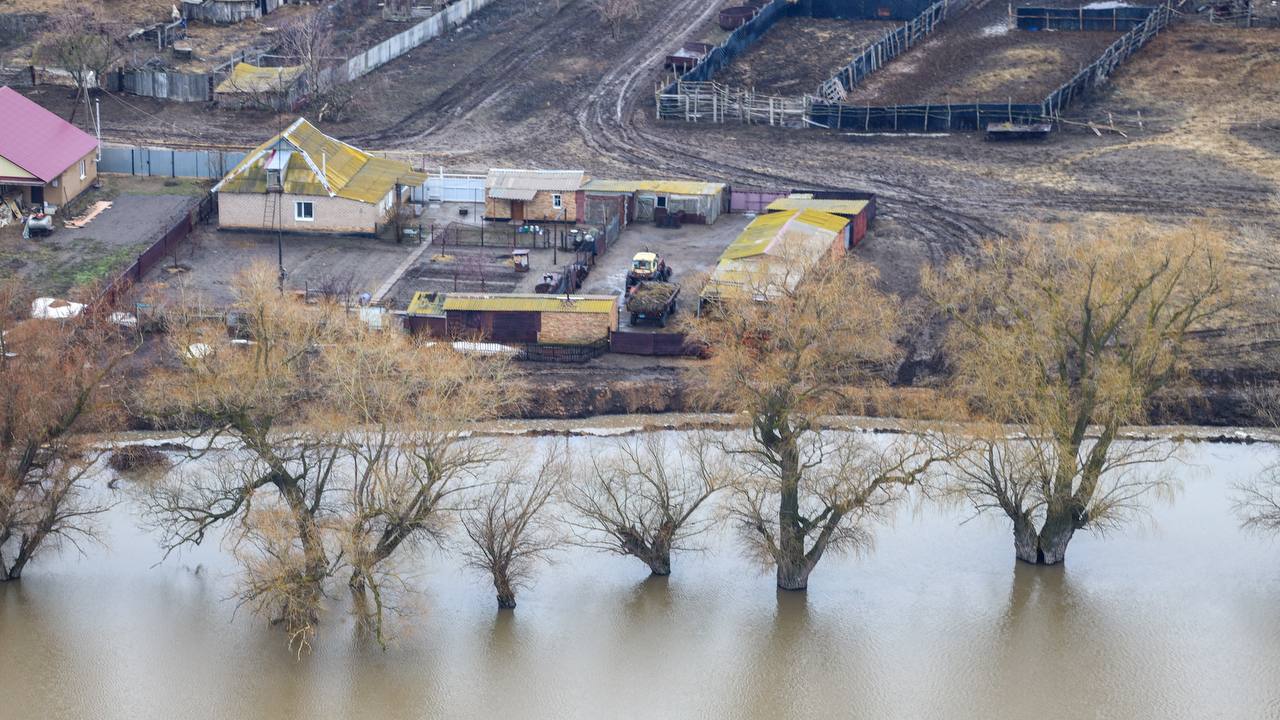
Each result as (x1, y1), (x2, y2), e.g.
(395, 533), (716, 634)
(1040, 4), (1174, 121)
(1016, 5), (1155, 31)
(113, 68), (214, 103)
(413, 173), (486, 203)
(659, 1), (1172, 131)
(610, 331), (703, 357)
(98, 145), (247, 179)
(101, 193), (215, 305)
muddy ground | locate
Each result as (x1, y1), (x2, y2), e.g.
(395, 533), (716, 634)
(714, 17), (898, 95)
(13, 0), (1280, 422)
(845, 1), (1122, 104)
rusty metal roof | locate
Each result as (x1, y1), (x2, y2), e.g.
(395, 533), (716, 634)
(442, 293), (617, 314)
(214, 118), (420, 204)
(486, 169), (585, 195)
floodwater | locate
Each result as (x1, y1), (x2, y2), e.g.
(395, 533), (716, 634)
(2, 435), (1279, 720)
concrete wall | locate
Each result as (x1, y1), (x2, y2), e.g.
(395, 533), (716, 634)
(538, 310), (616, 344)
(218, 191), (385, 233)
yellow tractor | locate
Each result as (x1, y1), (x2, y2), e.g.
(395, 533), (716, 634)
(626, 251), (671, 288)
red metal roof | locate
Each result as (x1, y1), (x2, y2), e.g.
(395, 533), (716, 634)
(0, 87), (98, 183)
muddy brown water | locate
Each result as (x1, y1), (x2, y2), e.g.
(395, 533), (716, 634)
(2, 436), (1279, 719)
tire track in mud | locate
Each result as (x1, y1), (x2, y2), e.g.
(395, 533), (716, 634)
(568, 1), (999, 264)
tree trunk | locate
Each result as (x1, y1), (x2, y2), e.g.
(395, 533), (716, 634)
(494, 571), (517, 609)
(644, 553), (671, 577)
(1013, 514), (1076, 565)
(776, 435), (809, 591)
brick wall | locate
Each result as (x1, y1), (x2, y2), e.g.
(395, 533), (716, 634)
(538, 309), (616, 344)
(485, 191), (580, 223)
(217, 191), (385, 233)
(523, 190), (578, 222)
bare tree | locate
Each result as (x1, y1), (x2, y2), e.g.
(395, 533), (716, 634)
(141, 263), (348, 649)
(35, 0), (122, 123)
(277, 11), (355, 121)
(0, 281), (135, 581)
(564, 433), (726, 576)
(587, 0), (641, 39)
(460, 449), (564, 609)
(319, 323), (522, 644)
(923, 220), (1241, 565)
(685, 256), (947, 591)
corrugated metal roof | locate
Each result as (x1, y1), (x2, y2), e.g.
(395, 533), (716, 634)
(486, 169), (585, 193)
(583, 179), (726, 196)
(703, 209), (847, 301)
(487, 186), (539, 201)
(442, 293), (617, 314)
(722, 209), (847, 260)
(214, 63), (303, 94)
(0, 87), (98, 183)
(214, 118), (417, 204)
(765, 196), (869, 216)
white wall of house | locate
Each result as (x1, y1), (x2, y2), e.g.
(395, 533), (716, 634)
(217, 191), (387, 233)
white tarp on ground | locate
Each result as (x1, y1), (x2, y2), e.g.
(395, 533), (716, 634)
(30, 297), (84, 319)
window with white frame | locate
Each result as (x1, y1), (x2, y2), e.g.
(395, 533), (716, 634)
(79, 159), (86, 181)
(294, 201), (314, 221)
(552, 193), (563, 209)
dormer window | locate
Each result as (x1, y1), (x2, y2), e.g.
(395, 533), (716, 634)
(267, 169), (282, 189)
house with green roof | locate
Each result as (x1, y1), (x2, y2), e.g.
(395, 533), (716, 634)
(213, 118), (428, 235)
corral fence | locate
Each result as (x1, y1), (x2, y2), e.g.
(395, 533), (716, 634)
(610, 331), (704, 357)
(98, 145), (248, 179)
(658, 0), (1175, 132)
(1015, 5), (1155, 30)
(1040, 3), (1175, 122)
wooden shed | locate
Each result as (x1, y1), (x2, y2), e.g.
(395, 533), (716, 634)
(584, 179), (727, 225)
(405, 292), (618, 345)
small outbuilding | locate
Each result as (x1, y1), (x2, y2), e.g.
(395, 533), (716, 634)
(764, 193), (871, 249)
(701, 208), (849, 305)
(583, 179), (727, 225)
(181, 0), (281, 23)
(0, 86), (98, 213)
(214, 63), (304, 111)
(405, 291), (618, 345)
(485, 169), (585, 224)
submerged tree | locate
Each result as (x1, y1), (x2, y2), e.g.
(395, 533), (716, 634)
(924, 220), (1239, 565)
(144, 263), (525, 647)
(321, 322), (521, 645)
(461, 450), (564, 609)
(0, 282), (134, 581)
(685, 255), (945, 591)
(142, 264), (348, 648)
(564, 433), (726, 576)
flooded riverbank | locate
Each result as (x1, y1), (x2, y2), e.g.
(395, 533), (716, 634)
(2, 436), (1279, 719)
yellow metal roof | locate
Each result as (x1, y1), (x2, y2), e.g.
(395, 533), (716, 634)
(215, 118), (418, 204)
(722, 209), (847, 260)
(584, 179), (726, 196)
(214, 63), (303, 94)
(703, 209), (847, 301)
(765, 196), (869, 216)
(440, 293), (617, 314)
